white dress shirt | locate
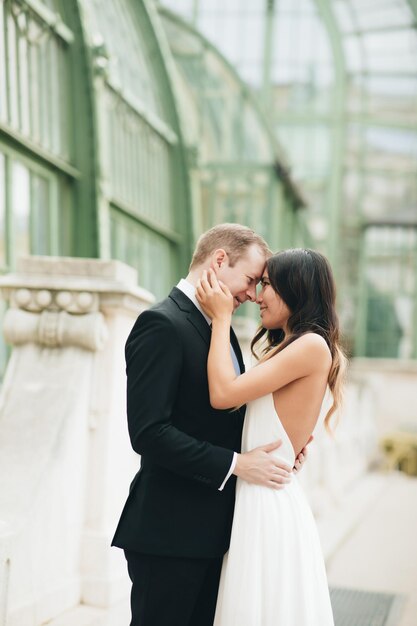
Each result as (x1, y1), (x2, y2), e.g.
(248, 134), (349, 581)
(176, 279), (238, 491)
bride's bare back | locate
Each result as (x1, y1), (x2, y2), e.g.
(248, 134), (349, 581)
(273, 371), (329, 458)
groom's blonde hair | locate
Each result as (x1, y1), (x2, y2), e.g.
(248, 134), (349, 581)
(190, 223), (270, 269)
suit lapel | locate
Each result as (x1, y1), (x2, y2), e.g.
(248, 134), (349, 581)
(187, 309), (211, 346)
(169, 287), (245, 367)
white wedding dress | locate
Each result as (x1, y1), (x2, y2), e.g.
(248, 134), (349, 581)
(214, 393), (334, 626)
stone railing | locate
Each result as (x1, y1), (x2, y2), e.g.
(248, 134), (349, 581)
(0, 257), (153, 626)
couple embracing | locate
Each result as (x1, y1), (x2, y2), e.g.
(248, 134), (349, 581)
(112, 223), (346, 626)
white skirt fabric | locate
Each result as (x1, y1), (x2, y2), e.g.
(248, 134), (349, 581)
(214, 393), (334, 626)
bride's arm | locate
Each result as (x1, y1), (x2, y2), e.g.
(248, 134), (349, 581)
(210, 314), (240, 399)
(197, 270), (331, 409)
(195, 270), (239, 401)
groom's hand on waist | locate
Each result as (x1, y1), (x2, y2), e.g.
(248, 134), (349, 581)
(293, 435), (313, 474)
(233, 440), (292, 490)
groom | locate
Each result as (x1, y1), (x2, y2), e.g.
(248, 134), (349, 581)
(112, 224), (308, 626)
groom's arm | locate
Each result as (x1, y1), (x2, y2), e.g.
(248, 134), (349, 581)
(125, 309), (236, 489)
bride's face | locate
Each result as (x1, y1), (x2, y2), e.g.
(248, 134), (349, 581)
(256, 271), (291, 331)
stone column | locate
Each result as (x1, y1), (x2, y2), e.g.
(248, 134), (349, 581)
(0, 257), (153, 626)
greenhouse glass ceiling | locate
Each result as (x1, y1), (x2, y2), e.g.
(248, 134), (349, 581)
(158, 0), (417, 358)
(159, 0), (417, 232)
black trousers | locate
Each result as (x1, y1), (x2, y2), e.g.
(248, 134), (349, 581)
(124, 550), (223, 626)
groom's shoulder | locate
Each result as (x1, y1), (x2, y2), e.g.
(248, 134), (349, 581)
(146, 288), (184, 319)
(128, 289), (185, 336)
(125, 305), (178, 358)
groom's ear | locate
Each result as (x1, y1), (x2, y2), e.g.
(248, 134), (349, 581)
(211, 248), (228, 271)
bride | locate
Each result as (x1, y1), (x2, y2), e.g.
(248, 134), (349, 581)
(196, 248), (346, 626)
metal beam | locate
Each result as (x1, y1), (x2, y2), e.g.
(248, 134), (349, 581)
(313, 0), (347, 277)
(0, 124), (81, 178)
(106, 79), (178, 146)
(110, 197), (183, 244)
(344, 22), (417, 36)
(20, 0), (74, 44)
(261, 0), (276, 112)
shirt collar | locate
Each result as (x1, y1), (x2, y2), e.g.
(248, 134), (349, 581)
(176, 278), (211, 325)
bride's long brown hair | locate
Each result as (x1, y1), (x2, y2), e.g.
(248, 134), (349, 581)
(251, 248), (348, 431)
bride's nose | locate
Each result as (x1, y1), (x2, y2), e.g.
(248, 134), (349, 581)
(256, 291), (263, 305)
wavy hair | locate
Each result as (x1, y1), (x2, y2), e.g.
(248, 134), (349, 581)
(251, 248), (348, 431)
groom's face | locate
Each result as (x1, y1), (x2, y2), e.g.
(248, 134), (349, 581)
(215, 244), (266, 311)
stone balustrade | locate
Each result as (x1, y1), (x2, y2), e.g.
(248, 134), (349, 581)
(0, 257), (153, 626)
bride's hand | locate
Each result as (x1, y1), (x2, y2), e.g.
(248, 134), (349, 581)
(196, 269), (233, 320)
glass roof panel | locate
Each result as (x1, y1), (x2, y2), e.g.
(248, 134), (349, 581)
(348, 75), (417, 124)
(276, 0), (317, 12)
(353, 5), (413, 30)
(38, 0), (60, 9)
(162, 0), (332, 90)
(333, 1), (356, 32)
(361, 29), (417, 72)
(348, 0), (410, 9)
(366, 126), (417, 160)
(343, 37), (365, 72)
(272, 13), (333, 90)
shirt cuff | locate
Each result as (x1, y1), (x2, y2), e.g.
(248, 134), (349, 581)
(218, 452), (237, 491)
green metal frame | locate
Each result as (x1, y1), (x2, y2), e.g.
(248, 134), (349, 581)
(143, 0), (194, 273)
(313, 0), (347, 278)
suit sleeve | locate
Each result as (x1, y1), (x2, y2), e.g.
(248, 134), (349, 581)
(125, 309), (234, 489)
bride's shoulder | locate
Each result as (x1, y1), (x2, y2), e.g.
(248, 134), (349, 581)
(290, 333), (332, 365)
(295, 332), (328, 349)
(260, 333), (332, 368)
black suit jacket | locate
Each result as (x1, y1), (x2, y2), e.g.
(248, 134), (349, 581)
(112, 287), (246, 558)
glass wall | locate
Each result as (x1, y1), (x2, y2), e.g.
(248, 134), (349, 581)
(79, 0), (192, 298)
(0, 0), (79, 265)
(0, 0), (193, 302)
(356, 222), (417, 359)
